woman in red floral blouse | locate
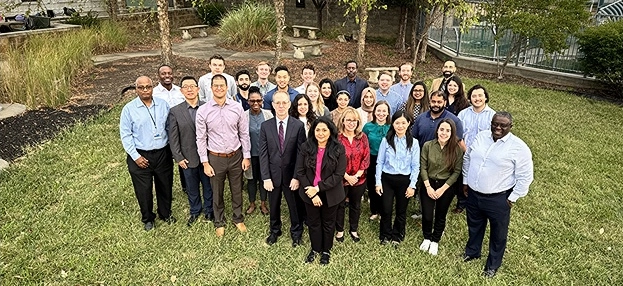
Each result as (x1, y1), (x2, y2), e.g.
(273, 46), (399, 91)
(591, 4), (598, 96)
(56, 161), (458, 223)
(335, 107), (371, 242)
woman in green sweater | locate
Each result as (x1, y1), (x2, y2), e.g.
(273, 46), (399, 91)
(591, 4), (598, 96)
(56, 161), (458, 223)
(362, 101), (391, 220)
(418, 118), (464, 256)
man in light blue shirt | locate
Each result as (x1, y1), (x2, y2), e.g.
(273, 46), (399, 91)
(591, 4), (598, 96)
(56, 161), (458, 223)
(461, 111), (534, 278)
(376, 72), (405, 116)
(458, 84), (496, 148)
(120, 76), (175, 231)
(389, 62), (414, 99)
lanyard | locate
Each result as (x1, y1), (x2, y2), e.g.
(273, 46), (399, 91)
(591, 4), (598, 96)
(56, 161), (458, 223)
(143, 101), (156, 128)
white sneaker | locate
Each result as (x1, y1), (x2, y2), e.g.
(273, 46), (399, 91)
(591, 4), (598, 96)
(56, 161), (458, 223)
(411, 214), (422, 219)
(369, 214), (379, 220)
(428, 242), (439, 256)
(419, 239), (431, 251)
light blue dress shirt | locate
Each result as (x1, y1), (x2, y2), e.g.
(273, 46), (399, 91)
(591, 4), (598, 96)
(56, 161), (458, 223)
(457, 105), (496, 148)
(390, 82), (413, 99)
(120, 97), (170, 160)
(375, 136), (421, 189)
(462, 130), (534, 202)
(376, 89), (405, 116)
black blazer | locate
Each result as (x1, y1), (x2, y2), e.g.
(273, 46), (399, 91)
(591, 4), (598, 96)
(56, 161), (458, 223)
(296, 143), (347, 208)
(334, 76), (369, 108)
(259, 117), (307, 187)
(168, 101), (204, 168)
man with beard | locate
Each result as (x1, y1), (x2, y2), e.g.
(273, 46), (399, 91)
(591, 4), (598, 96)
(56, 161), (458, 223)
(334, 60), (369, 108)
(153, 65), (185, 107)
(390, 62), (414, 99)
(462, 111), (533, 278)
(431, 60), (460, 93)
(263, 66), (299, 110)
(120, 76), (175, 231)
(235, 69), (252, 111)
(250, 61), (276, 97)
(411, 90), (465, 149)
(376, 72), (405, 116)
(198, 54), (237, 102)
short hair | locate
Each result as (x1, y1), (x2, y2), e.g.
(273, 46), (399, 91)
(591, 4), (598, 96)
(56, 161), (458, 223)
(377, 71), (393, 81)
(248, 86), (261, 96)
(179, 76), (197, 86)
(302, 64), (315, 73)
(275, 66), (289, 74)
(211, 74), (227, 86)
(257, 61), (271, 69)
(467, 84), (489, 103)
(135, 76), (153, 86)
(158, 64), (172, 73)
(494, 111), (513, 124)
(430, 90), (448, 102)
(235, 69), (251, 81)
(399, 62), (413, 71)
(209, 54), (225, 64)
(345, 60), (357, 67)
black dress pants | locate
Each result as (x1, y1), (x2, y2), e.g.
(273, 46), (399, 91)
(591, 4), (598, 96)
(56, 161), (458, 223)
(268, 184), (306, 240)
(336, 183), (366, 232)
(366, 155), (382, 215)
(127, 147), (173, 223)
(305, 193), (338, 253)
(420, 178), (456, 242)
(379, 173), (410, 242)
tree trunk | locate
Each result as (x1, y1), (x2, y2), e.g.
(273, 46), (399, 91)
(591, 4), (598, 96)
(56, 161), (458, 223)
(411, 7), (419, 66)
(395, 6), (407, 53)
(498, 34), (521, 79)
(157, 0), (172, 65)
(312, 0), (326, 30)
(357, 4), (369, 66)
(107, 0), (118, 21)
(419, 36), (428, 62)
(274, 0), (286, 67)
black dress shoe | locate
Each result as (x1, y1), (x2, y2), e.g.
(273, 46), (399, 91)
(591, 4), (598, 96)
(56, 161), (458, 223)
(292, 238), (302, 247)
(462, 254), (481, 262)
(319, 252), (330, 265)
(350, 232), (361, 243)
(305, 250), (318, 263)
(144, 221), (154, 231)
(204, 212), (214, 222)
(380, 238), (389, 245)
(266, 233), (280, 245)
(164, 216), (177, 225)
(187, 215), (199, 227)
(483, 268), (497, 278)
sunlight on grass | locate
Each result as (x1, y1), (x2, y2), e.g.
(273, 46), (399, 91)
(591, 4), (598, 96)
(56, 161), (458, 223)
(1, 80), (622, 284)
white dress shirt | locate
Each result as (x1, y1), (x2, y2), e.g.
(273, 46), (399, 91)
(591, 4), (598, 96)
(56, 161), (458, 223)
(152, 83), (185, 107)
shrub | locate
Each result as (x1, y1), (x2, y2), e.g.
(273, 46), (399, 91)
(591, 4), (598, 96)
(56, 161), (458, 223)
(95, 20), (129, 53)
(218, 1), (276, 47)
(193, 0), (227, 26)
(577, 20), (623, 95)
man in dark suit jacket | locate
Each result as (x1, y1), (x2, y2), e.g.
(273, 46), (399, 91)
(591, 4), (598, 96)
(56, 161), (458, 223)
(334, 60), (369, 108)
(260, 91), (307, 247)
(168, 76), (214, 226)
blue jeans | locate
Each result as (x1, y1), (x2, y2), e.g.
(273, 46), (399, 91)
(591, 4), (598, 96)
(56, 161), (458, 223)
(182, 164), (213, 216)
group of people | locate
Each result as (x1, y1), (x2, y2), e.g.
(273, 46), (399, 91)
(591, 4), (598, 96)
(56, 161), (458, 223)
(119, 56), (534, 276)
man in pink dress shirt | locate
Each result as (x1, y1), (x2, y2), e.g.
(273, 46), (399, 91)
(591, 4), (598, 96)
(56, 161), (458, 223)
(196, 74), (251, 237)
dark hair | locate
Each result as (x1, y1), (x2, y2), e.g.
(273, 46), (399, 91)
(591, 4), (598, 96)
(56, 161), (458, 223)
(158, 64), (172, 73)
(444, 75), (469, 114)
(179, 76), (198, 86)
(345, 60), (357, 67)
(336, 90), (351, 100)
(235, 69), (250, 81)
(430, 90), (448, 102)
(372, 101), (391, 125)
(377, 71), (393, 82)
(385, 110), (414, 152)
(435, 118), (460, 172)
(319, 78), (338, 111)
(404, 81), (430, 118)
(290, 93), (317, 125)
(301, 117), (343, 169)
(494, 111), (513, 124)
(275, 65), (289, 74)
(248, 86), (261, 96)
(302, 64), (315, 73)
(211, 74), (227, 86)
(467, 84), (489, 104)
(209, 54), (225, 63)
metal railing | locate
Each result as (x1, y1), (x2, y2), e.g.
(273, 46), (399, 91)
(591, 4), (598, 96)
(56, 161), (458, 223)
(429, 25), (584, 74)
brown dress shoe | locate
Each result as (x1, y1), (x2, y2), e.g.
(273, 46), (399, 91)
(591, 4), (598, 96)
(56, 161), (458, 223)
(260, 201), (269, 215)
(215, 227), (225, 237)
(235, 222), (247, 232)
(246, 202), (256, 214)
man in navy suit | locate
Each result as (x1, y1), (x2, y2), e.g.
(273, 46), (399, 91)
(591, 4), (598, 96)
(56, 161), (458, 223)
(260, 91), (307, 247)
(334, 60), (369, 108)
(168, 76), (214, 226)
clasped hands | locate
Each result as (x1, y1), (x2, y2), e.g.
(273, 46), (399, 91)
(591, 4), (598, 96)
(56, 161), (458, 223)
(376, 186), (416, 199)
(305, 186), (322, 207)
(426, 185), (445, 200)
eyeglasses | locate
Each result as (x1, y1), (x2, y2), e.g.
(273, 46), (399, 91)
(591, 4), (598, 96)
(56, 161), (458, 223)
(273, 101), (289, 106)
(249, 99), (263, 104)
(136, 85), (153, 91)
(413, 89), (425, 93)
(181, 85), (198, 90)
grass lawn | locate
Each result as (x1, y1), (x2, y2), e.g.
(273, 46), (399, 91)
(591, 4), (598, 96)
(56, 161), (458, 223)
(1, 78), (622, 285)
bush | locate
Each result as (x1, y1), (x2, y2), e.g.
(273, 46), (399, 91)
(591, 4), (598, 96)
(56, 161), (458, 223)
(218, 1), (276, 47)
(0, 22), (129, 107)
(193, 0), (227, 26)
(577, 20), (623, 94)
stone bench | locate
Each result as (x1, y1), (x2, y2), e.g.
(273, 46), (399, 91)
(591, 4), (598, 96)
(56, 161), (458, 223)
(179, 24), (209, 40)
(292, 25), (320, 40)
(292, 41), (323, 59)
(365, 67), (399, 83)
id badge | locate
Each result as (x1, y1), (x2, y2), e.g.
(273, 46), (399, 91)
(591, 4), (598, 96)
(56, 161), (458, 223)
(153, 128), (163, 140)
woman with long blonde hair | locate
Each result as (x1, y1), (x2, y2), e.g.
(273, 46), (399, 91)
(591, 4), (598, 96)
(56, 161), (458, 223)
(306, 82), (331, 118)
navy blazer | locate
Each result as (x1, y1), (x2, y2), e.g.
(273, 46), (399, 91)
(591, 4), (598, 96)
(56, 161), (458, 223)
(296, 143), (347, 208)
(259, 117), (307, 187)
(334, 76), (369, 108)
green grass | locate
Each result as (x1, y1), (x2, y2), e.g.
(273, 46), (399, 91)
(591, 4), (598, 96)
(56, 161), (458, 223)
(1, 79), (623, 284)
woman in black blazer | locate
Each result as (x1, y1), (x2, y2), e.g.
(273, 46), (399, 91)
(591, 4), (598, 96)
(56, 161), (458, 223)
(296, 117), (346, 265)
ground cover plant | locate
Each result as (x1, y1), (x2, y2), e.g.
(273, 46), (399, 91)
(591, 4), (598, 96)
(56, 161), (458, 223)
(1, 75), (622, 284)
